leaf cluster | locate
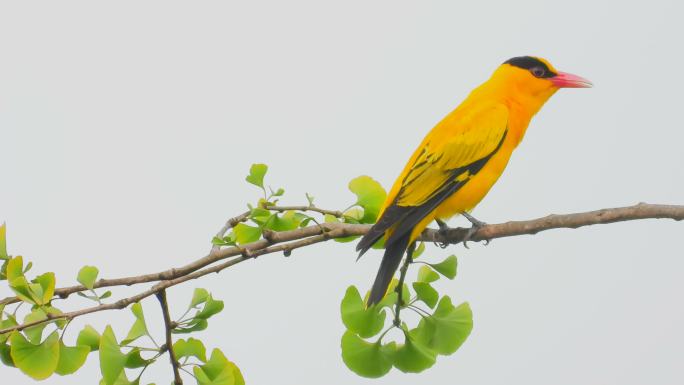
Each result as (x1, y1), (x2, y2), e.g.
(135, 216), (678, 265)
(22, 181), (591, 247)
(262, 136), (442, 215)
(212, 164), (386, 248)
(340, 251), (472, 378)
(0, 224), (243, 384)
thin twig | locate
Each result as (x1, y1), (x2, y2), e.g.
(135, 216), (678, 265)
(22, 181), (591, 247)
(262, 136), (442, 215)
(264, 205), (344, 218)
(156, 289), (183, 385)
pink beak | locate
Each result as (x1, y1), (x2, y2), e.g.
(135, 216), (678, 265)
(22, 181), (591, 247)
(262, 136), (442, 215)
(550, 71), (593, 88)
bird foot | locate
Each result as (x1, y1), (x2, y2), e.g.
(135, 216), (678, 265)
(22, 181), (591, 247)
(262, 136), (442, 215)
(461, 212), (489, 249)
(434, 219), (451, 249)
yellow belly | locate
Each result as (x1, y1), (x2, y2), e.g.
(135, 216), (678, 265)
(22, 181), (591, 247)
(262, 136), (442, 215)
(408, 139), (516, 241)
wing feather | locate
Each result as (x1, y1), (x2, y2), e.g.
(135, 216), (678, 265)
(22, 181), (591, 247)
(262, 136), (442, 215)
(395, 102), (509, 207)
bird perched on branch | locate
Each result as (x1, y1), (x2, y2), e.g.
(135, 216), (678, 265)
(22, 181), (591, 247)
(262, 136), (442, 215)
(357, 56), (592, 306)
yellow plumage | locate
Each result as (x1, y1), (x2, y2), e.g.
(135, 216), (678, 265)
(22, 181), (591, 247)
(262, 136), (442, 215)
(357, 56), (591, 305)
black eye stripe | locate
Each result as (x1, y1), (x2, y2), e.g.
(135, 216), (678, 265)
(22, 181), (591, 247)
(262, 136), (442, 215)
(504, 56), (557, 78)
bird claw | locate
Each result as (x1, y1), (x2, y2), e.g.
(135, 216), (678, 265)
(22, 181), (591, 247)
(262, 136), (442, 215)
(461, 212), (488, 249)
(434, 239), (449, 249)
(435, 219), (451, 248)
(434, 215), (490, 249)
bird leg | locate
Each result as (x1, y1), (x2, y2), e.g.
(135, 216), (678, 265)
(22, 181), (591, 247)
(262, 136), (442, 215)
(461, 212), (489, 248)
(434, 218), (451, 249)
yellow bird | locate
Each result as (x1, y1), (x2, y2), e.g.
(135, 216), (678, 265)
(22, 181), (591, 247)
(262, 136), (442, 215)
(357, 56), (592, 306)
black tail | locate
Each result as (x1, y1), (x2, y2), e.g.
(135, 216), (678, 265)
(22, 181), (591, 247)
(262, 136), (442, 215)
(356, 205), (411, 258)
(366, 232), (411, 306)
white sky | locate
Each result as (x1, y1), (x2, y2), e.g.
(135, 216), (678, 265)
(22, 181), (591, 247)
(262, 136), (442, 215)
(1, 1), (683, 384)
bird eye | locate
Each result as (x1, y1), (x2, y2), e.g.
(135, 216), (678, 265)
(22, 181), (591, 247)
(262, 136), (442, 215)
(530, 67), (546, 78)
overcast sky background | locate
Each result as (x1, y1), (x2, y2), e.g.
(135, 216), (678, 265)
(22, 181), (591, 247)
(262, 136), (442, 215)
(1, 1), (683, 384)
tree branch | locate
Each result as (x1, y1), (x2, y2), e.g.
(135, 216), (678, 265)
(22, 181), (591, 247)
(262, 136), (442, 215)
(156, 289), (183, 385)
(0, 203), (681, 334)
(2, 203), (682, 308)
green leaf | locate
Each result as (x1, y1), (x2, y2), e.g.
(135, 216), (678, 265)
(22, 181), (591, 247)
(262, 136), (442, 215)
(196, 296), (224, 320)
(430, 255), (458, 280)
(173, 337), (207, 363)
(0, 260), (7, 281)
(376, 291), (398, 310)
(6, 257), (53, 305)
(0, 342), (14, 366)
(233, 223), (262, 244)
(324, 214), (339, 223)
(7, 276), (33, 304)
(343, 207), (364, 221)
(172, 319), (208, 334)
(55, 341), (90, 375)
(348, 176), (387, 223)
(23, 308), (49, 344)
(412, 282), (439, 309)
(99, 326), (127, 385)
(0, 223), (8, 260)
(44, 306), (66, 329)
(98, 371), (137, 385)
(248, 208), (272, 226)
(267, 211), (301, 232)
(6, 255), (25, 282)
(412, 242), (426, 259)
(417, 265), (440, 283)
(273, 187), (285, 196)
(212, 236), (231, 246)
(6, 256), (31, 302)
(190, 288), (210, 308)
(77, 325), (101, 351)
(77, 266), (99, 290)
(122, 302), (149, 345)
(299, 217), (312, 228)
(124, 348), (152, 368)
(194, 348), (245, 385)
(340, 331), (395, 378)
(340, 286), (386, 338)
(415, 297), (473, 355)
(10, 330), (60, 380)
(245, 163), (268, 189)
(77, 291), (101, 301)
(0, 314), (18, 344)
(32, 272), (56, 305)
(392, 328), (437, 373)
(386, 279), (411, 306)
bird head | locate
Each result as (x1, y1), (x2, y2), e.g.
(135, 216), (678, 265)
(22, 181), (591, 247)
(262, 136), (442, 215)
(490, 56), (592, 111)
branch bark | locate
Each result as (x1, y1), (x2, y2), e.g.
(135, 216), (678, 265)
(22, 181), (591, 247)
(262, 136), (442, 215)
(156, 289), (183, 385)
(0, 202), (682, 334)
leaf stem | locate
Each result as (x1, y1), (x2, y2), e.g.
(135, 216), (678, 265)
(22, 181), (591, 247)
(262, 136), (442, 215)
(393, 242), (416, 327)
(123, 345), (161, 352)
(180, 366), (198, 380)
(147, 331), (161, 349)
(59, 318), (73, 341)
(89, 289), (102, 305)
(376, 325), (396, 343)
(408, 305), (431, 318)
